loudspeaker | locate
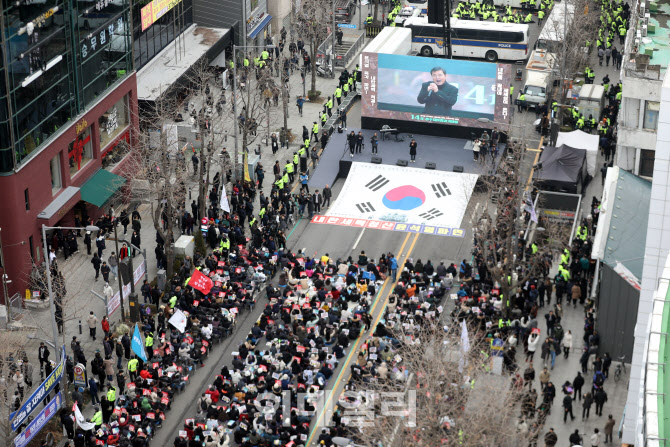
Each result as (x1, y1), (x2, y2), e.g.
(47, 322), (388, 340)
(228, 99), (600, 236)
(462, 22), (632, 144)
(453, 165), (464, 173)
(397, 159), (408, 167)
(428, 0), (446, 24)
(425, 162), (436, 170)
(371, 156), (382, 164)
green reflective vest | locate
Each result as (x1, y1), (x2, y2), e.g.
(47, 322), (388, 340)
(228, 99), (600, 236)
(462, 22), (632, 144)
(220, 238), (230, 250)
(169, 296), (177, 308)
(128, 358), (139, 372)
(294, 153), (300, 164)
(275, 178), (285, 189)
(145, 335), (153, 347)
(335, 88), (342, 98)
(282, 173), (289, 184)
(312, 123), (319, 134)
(107, 387), (116, 402)
(285, 163), (294, 173)
(92, 411), (103, 426)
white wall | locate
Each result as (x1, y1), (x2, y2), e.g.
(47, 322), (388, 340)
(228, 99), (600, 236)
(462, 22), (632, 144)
(623, 69), (670, 445)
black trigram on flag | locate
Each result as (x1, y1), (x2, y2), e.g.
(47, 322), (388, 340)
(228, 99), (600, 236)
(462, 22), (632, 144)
(431, 182), (451, 198)
(356, 202), (376, 213)
(419, 208), (444, 220)
(365, 175), (390, 192)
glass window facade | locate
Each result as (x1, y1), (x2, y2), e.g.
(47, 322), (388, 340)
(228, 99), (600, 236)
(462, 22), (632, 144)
(131, 0), (193, 70)
(99, 93), (129, 148)
(0, 0), (133, 173)
(50, 153), (61, 193)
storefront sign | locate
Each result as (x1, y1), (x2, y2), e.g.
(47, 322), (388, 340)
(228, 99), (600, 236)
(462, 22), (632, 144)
(73, 363), (87, 387)
(141, 0), (181, 31)
(81, 17), (123, 59)
(246, 12), (266, 32)
(32, 7), (59, 29)
(75, 119), (88, 135)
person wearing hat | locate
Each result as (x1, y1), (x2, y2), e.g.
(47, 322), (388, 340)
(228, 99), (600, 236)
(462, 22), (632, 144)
(91, 405), (103, 427)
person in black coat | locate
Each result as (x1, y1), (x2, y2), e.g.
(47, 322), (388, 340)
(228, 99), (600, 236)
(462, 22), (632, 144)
(131, 231), (141, 257)
(416, 67), (458, 116)
(409, 139), (418, 162)
(347, 131), (356, 157)
(91, 254), (101, 281)
(83, 231), (92, 255)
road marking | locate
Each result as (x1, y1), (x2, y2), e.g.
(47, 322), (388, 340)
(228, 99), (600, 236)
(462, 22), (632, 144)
(352, 228), (366, 250)
(305, 232), (412, 446)
(525, 136), (544, 193)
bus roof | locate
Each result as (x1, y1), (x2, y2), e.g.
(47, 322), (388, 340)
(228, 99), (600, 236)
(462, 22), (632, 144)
(403, 16), (529, 33)
(538, 1), (576, 44)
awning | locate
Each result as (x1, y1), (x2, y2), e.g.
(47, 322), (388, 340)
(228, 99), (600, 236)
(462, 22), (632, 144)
(37, 186), (81, 225)
(248, 15), (272, 39)
(80, 169), (127, 207)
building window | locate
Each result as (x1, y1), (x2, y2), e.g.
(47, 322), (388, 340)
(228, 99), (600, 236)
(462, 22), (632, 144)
(102, 136), (131, 170)
(50, 155), (62, 194)
(68, 128), (93, 178)
(640, 149), (655, 177)
(644, 101), (660, 130)
(100, 95), (130, 149)
(24, 189), (30, 211)
(29, 236), (34, 261)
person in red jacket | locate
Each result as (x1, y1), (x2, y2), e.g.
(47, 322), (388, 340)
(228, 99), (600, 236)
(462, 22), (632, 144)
(205, 386), (220, 403)
(101, 317), (110, 337)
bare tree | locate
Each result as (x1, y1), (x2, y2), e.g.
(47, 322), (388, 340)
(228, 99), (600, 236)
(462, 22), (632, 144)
(297, 0), (331, 99)
(470, 140), (569, 317)
(125, 96), (189, 284)
(540, 0), (599, 100)
(337, 323), (529, 447)
(183, 60), (232, 221)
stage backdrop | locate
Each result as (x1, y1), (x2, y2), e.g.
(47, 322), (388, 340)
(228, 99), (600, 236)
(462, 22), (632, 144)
(361, 52), (511, 130)
(326, 162), (478, 229)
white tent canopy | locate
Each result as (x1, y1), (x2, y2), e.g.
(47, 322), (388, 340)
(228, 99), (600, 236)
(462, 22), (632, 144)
(556, 130), (599, 177)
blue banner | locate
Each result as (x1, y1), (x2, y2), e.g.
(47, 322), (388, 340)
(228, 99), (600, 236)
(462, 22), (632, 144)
(132, 324), (147, 362)
(10, 346), (65, 432)
(13, 391), (62, 447)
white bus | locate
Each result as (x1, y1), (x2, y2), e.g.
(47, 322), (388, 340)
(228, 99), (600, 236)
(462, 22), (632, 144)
(404, 17), (530, 62)
(402, 0), (428, 14)
(536, 2), (575, 52)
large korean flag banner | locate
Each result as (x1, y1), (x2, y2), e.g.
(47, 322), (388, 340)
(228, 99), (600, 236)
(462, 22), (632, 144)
(327, 163), (478, 228)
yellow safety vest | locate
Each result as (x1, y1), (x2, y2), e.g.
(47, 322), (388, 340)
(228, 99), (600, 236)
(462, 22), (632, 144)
(128, 358), (139, 372)
(107, 387), (116, 402)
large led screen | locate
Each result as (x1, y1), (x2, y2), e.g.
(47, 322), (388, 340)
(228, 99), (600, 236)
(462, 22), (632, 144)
(361, 52), (511, 129)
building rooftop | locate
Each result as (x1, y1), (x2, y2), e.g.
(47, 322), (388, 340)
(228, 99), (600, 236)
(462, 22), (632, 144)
(624, 0), (670, 78)
(591, 167), (651, 281)
(136, 25), (229, 101)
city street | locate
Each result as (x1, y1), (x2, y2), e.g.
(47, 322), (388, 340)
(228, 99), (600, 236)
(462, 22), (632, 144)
(12, 7), (628, 446)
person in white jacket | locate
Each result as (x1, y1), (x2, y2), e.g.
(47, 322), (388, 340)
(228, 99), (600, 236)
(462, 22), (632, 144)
(103, 283), (114, 301)
(526, 333), (539, 362)
(562, 330), (573, 359)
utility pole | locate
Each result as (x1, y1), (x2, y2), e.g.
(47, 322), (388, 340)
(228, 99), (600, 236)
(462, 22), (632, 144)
(0, 228), (11, 322)
(443, 0), (453, 58)
(233, 44), (239, 184)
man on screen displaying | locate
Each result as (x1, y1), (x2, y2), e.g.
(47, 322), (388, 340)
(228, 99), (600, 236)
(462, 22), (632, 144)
(416, 67), (459, 116)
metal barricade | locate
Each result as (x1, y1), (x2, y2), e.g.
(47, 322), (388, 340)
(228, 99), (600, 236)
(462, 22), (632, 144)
(9, 293), (24, 321)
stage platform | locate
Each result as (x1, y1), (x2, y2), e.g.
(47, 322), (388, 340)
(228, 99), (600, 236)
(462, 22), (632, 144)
(309, 127), (504, 190)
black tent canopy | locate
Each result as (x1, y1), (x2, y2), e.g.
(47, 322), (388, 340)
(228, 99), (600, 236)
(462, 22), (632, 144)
(534, 144), (587, 194)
